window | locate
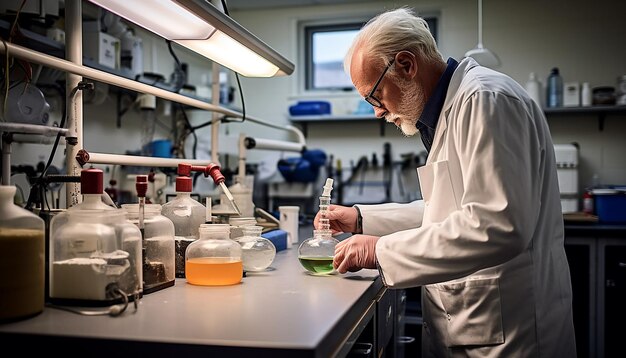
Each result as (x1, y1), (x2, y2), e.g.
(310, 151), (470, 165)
(302, 15), (438, 92)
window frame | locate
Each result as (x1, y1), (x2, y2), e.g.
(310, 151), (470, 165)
(299, 13), (439, 94)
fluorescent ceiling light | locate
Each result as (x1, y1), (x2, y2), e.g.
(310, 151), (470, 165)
(87, 0), (214, 40)
(177, 31), (279, 77)
(87, 0), (294, 77)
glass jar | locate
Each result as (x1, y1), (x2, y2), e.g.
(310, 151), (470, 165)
(0, 185), (45, 322)
(185, 224), (242, 286)
(123, 204), (175, 294)
(235, 225), (276, 272)
(297, 229), (339, 276)
(49, 209), (142, 305)
(228, 216), (257, 240)
(161, 177), (206, 278)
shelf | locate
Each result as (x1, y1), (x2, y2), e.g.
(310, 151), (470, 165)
(288, 114), (384, 137)
(544, 105), (626, 131)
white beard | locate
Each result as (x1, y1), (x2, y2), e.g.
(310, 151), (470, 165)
(385, 77), (425, 137)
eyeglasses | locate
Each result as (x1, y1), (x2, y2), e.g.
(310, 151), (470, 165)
(364, 58), (395, 108)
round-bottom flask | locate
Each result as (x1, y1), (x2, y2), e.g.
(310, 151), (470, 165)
(235, 225), (276, 272)
(297, 229), (339, 275)
(185, 224), (242, 286)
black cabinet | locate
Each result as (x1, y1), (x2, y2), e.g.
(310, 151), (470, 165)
(598, 240), (626, 358)
(564, 225), (626, 358)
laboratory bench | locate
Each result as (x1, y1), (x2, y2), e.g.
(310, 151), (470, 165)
(0, 234), (400, 358)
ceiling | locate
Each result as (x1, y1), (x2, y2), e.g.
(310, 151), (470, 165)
(223, 0), (379, 11)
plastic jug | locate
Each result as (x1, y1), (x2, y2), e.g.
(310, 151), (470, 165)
(0, 185), (45, 321)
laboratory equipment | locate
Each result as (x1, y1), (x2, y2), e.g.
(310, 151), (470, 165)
(185, 224), (242, 286)
(161, 176), (205, 278)
(177, 163), (242, 216)
(49, 208), (142, 305)
(0, 185), (45, 322)
(123, 203), (175, 294)
(235, 225), (276, 272)
(298, 178), (339, 275)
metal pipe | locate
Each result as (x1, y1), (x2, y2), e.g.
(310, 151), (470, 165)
(84, 152), (214, 167)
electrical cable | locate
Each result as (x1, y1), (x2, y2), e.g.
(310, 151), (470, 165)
(46, 287), (132, 317)
(220, 0), (245, 122)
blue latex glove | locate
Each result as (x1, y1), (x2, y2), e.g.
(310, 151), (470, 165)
(333, 234), (379, 273)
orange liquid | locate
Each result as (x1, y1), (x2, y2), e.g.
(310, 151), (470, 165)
(185, 257), (243, 286)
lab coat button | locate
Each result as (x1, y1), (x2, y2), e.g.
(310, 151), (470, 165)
(446, 313), (451, 321)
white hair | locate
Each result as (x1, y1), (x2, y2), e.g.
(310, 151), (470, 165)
(344, 7), (444, 73)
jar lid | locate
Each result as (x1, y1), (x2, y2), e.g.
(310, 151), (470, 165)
(81, 168), (103, 194)
(176, 176), (192, 192)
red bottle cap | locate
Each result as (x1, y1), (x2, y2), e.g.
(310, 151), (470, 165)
(81, 168), (103, 194)
(176, 176), (193, 192)
(136, 175), (148, 197)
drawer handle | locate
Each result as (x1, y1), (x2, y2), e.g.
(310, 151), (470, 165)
(398, 336), (416, 344)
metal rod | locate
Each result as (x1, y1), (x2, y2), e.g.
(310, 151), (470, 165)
(0, 122), (68, 136)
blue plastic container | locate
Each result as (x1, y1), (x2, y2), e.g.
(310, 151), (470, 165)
(593, 188), (626, 223)
(150, 139), (172, 158)
(289, 101), (331, 116)
(262, 229), (288, 252)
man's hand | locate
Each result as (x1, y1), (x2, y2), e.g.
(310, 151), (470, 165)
(313, 204), (358, 234)
(333, 234), (379, 273)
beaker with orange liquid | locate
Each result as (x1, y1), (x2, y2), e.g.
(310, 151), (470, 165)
(185, 224), (243, 286)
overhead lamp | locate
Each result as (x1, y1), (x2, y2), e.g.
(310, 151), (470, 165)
(464, 0), (500, 68)
(87, 0), (294, 77)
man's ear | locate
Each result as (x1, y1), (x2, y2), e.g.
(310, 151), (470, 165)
(395, 51), (417, 79)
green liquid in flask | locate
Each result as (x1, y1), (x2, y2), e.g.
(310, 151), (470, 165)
(298, 256), (335, 275)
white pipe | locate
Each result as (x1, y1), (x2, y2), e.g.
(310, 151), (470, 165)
(85, 152), (214, 167)
(211, 62), (221, 165)
(0, 123), (68, 136)
(0, 42), (307, 148)
(0, 42), (241, 118)
(246, 137), (304, 152)
(65, 0), (82, 207)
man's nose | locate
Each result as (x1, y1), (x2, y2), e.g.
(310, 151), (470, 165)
(374, 106), (387, 118)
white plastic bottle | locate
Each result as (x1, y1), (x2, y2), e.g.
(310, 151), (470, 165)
(581, 82), (592, 107)
(525, 72), (542, 107)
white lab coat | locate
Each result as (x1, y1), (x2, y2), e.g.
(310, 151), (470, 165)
(360, 58), (576, 357)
